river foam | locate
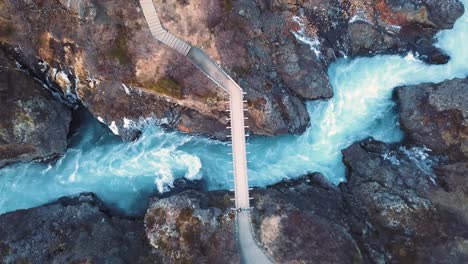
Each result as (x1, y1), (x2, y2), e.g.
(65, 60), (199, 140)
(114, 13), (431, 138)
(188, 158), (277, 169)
(0, 1), (467, 215)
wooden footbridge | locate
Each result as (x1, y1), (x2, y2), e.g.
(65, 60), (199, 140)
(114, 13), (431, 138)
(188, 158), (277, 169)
(139, 1), (271, 263)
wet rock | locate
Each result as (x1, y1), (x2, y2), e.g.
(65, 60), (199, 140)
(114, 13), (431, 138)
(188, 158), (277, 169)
(276, 42), (333, 99)
(0, 47), (71, 167)
(0, 193), (162, 264)
(397, 78), (468, 161)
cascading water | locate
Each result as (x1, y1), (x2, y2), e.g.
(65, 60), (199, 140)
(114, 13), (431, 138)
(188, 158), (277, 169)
(1, 1), (467, 215)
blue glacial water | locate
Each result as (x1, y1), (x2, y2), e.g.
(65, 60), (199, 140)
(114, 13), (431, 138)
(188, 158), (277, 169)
(1, 1), (467, 215)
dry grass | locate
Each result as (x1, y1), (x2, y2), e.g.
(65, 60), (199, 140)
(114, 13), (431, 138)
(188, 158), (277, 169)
(108, 25), (130, 64)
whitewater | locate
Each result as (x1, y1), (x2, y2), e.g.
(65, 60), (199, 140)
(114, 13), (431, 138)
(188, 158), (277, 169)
(0, 2), (467, 215)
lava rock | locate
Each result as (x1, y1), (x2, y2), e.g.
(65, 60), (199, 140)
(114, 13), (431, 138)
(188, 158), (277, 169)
(0, 193), (162, 264)
(0, 47), (71, 168)
(397, 78), (468, 161)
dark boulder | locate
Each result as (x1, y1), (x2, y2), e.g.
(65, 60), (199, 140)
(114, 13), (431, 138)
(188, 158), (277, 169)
(396, 78), (468, 161)
(0, 47), (71, 168)
(144, 190), (239, 264)
(0, 193), (162, 264)
(341, 139), (468, 263)
(251, 173), (363, 263)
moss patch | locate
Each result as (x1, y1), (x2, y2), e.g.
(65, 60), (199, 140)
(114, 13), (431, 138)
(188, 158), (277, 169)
(145, 79), (183, 99)
(108, 25), (130, 64)
(13, 111), (35, 139)
(145, 208), (167, 230)
(176, 208), (201, 246)
(204, 95), (224, 106)
(223, 0), (233, 12)
(232, 65), (251, 76)
(207, 194), (232, 210)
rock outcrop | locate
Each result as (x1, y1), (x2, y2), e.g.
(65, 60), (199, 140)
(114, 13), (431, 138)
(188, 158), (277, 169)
(346, 0), (464, 64)
(0, 46), (71, 168)
(397, 78), (468, 161)
(145, 190), (239, 263)
(0, 0), (463, 139)
(341, 139), (468, 263)
(250, 173), (363, 263)
(0, 193), (161, 264)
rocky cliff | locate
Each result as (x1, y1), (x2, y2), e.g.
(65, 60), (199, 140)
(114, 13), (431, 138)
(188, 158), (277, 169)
(0, 0), (463, 140)
(0, 45), (71, 167)
(0, 193), (162, 264)
(397, 78), (468, 161)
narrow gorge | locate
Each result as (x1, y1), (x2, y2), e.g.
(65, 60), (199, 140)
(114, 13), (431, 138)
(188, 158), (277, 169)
(0, 0), (467, 263)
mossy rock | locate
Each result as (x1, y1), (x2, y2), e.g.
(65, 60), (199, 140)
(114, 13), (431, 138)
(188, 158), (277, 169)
(207, 193), (232, 210)
(176, 208), (202, 246)
(145, 207), (167, 230)
(145, 79), (183, 99)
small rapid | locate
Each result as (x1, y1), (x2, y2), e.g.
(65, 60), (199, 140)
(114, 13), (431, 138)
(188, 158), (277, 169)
(0, 1), (467, 215)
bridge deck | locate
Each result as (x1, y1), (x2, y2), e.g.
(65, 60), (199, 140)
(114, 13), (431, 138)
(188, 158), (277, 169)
(140, 0), (191, 56)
